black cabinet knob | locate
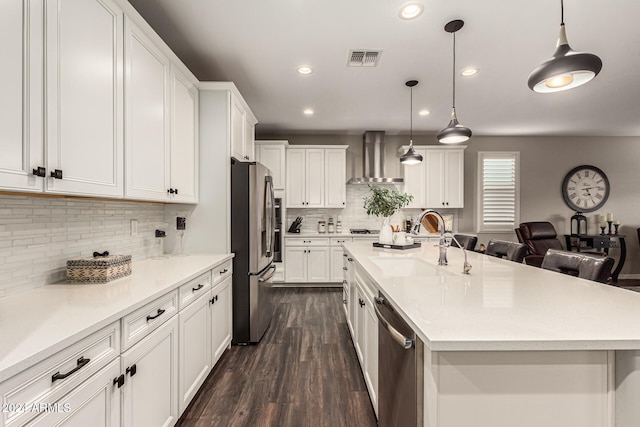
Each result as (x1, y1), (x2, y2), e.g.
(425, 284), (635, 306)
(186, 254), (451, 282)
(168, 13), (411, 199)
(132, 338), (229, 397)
(50, 169), (63, 179)
(32, 167), (46, 177)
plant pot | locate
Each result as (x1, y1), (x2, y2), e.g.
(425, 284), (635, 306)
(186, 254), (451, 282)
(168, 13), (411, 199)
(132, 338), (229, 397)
(378, 217), (393, 244)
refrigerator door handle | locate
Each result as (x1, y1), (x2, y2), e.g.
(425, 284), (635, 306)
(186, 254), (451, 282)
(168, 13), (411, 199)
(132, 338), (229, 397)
(258, 264), (276, 283)
(264, 176), (275, 257)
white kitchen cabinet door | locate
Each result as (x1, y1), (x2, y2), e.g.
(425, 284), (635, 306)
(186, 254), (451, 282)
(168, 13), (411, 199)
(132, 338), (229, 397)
(286, 149), (306, 207)
(230, 95), (246, 161)
(444, 149), (465, 208)
(354, 283), (366, 366)
(210, 276), (232, 367)
(45, 0), (124, 198)
(402, 148), (427, 208)
(0, 0), (43, 192)
(305, 149), (325, 207)
(307, 246), (330, 282)
(178, 292), (211, 414)
(244, 115), (256, 162)
(256, 143), (286, 190)
(424, 148), (465, 208)
(122, 315), (179, 427)
(284, 246), (307, 282)
(364, 297), (379, 414)
(169, 66), (198, 203)
(324, 148), (346, 207)
(26, 359), (121, 427)
(124, 18), (170, 202)
(330, 246), (347, 282)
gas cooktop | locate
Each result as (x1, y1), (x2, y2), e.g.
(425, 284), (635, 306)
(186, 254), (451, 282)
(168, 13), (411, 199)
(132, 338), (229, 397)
(349, 229), (379, 235)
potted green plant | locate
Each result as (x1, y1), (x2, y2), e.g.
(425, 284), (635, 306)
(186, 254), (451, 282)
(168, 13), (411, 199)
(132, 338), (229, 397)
(363, 185), (413, 244)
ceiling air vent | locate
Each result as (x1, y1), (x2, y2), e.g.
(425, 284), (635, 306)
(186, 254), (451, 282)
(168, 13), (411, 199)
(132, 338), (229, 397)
(347, 50), (382, 67)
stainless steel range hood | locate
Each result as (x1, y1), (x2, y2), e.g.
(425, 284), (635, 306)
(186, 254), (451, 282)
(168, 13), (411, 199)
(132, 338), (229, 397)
(348, 131), (403, 184)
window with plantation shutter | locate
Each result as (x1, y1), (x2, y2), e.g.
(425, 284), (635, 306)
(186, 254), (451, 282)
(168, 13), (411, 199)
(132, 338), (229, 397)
(477, 152), (520, 232)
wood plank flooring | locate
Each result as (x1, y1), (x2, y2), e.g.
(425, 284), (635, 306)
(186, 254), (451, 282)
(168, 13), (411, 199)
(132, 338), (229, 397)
(176, 287), (377, 427)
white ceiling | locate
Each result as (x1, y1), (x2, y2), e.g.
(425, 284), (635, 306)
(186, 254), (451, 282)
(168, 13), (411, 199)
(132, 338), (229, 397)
(128, 0), (640, 137)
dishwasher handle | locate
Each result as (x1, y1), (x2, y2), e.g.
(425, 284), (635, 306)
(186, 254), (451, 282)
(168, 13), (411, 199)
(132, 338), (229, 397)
(374, 297), (414, 350)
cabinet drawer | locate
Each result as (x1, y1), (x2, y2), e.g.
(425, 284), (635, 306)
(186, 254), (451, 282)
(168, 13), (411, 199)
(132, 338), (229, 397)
(121, 290), (178, 351)
(330, 237), (352, 245)
(352, 236), (378, 242)
(211, 260), (232, 286)
(178, 271), (212, 310)
(0, 322), (119, 427)
(285, 237), (330, 247)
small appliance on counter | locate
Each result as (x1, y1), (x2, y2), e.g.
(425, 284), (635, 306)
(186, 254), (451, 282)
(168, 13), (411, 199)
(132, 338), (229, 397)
(288, 217), (303, 233)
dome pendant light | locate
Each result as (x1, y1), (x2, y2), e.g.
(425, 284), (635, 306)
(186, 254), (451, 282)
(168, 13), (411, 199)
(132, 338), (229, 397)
(437, 19), (472, 145)
(400, 80), (423, 165)
(527, 0), (602, 93)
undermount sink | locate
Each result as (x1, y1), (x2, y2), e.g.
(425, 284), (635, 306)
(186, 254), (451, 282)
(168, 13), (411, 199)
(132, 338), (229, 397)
(369, 256), (456, 277)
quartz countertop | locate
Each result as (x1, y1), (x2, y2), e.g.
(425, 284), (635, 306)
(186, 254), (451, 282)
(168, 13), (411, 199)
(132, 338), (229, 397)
(0, 254), (233, 382)
(343, 241), (640, 352)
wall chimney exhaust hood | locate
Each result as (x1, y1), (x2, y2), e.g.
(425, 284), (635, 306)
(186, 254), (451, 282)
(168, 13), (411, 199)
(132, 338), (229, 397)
(348, 131), (403, 184)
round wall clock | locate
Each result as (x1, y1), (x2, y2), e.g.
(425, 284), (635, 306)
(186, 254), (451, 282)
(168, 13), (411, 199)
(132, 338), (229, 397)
(562, 165), (610, 213)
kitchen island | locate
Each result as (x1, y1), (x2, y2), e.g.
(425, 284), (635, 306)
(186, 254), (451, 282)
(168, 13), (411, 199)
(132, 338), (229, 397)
(343, 241), (640, 427)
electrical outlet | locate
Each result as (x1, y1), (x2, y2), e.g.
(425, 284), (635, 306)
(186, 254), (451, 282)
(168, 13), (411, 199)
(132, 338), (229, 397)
(130, 219), (138, 236)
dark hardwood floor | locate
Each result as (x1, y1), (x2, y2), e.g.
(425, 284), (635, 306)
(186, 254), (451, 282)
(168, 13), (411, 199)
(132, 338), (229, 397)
(176, 287), (377, 427)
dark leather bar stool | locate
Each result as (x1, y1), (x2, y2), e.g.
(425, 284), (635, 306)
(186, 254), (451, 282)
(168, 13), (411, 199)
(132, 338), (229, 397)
(485, 239), (528, 263)
(451, 234), (477, 251)
(541, 249), (614, 284)
(516, 222), (564, 267)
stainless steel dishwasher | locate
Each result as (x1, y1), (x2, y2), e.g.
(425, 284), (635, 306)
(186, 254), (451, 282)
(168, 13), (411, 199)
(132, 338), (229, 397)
(374, 293), (424, 427)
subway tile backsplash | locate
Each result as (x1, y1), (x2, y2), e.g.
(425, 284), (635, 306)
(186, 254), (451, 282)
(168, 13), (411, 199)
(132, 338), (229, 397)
(0, 195), (165, 296)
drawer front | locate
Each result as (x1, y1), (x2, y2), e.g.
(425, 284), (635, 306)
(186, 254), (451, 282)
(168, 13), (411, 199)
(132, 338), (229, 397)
(286, 238), (330, 247)
(0, 322), (119, 427)
(178, 271), (212, 310)
(211, 260), (233, 286)
(352, 236), (378, 242)
(121, 290), (178, 351)
(330, 237), (352, 246)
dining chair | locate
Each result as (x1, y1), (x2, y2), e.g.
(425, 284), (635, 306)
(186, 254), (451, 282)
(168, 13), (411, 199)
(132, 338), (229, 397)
(451, 234), (478, 251)
(485, 240), (528, 263)
(540, 249), (614, 284)
(516, 222), (564, 267)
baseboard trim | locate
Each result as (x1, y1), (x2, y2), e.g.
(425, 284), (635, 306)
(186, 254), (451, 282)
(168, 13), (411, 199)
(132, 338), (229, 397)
(273, 282), (341, 288)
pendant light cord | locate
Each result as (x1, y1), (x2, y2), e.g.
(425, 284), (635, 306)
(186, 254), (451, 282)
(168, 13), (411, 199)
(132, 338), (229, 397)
(560, 0), (564, 25)
(409, 86), (413, 144)
(452, 31), (456, 109)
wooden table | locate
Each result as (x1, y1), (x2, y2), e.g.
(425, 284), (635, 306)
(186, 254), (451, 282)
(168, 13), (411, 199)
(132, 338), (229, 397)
(564, 234), (626, 282)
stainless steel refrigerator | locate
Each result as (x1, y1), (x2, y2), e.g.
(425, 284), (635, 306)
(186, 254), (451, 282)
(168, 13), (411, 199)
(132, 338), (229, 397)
(231, 159), (276, 344)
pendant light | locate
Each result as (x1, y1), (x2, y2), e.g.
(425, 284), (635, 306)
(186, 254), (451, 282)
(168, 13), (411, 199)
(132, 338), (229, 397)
(400, 80), (423, 165)
(437, 19), (472, 144)
(528, 0), (602, 93)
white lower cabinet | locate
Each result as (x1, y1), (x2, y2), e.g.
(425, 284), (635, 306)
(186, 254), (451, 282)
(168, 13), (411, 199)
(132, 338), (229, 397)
(121, 315), (179, 427)
(349, 264), (379, 416)
(284, 238), (330, 283)
(210, 276), (233, 367)
(26, 359), (121, 427)
(178, 292), (211, 414)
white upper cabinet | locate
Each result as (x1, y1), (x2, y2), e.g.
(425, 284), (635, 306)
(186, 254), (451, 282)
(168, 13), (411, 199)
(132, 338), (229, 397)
(285, 146), (347, 208)
(325, 148), (347, 207)
(425, 148), (465, 208)
(45, 0), (124, 198)
(0, 0), (43, 193)
(169, 65), (198, 203)
(124, 17), (170, 202)
(255, 140), (288, 190)
(230, 93), (257, 162)
(400, 146), (465, 209)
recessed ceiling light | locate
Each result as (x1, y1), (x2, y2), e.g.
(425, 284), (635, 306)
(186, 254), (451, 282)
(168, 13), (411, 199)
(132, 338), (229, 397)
(461, 67), (478, 77)
(398, 2), (424, 20)
(303, 108), (314, 116)
(418, 109), (430, 116)
(297, 66), (313, 75)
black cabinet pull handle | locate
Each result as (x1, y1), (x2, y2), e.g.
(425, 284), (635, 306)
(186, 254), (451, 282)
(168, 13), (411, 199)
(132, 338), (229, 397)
(359, 299), (365, 307)
(51, 357), (90, 382)
(343, 253), (348, 257)
(175, 188), (178, 195)
(210, 295), (219, 305)
(32, 167), (46, 177)
(192, 284), (204, 292)
(168, 188), (177, 194)
(343, 267), (348, 271)
(219, 268), (228, 274)
(113, 374), (125, 388)
(146, 308), (166, 321)
(50, 169), (63, 179)
(347, 258), (354, 262)
(126, 364), (137, 377)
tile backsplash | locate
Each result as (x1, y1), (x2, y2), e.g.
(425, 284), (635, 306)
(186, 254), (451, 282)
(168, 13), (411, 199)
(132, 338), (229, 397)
(0, 195), (165, 296)
(286, 184), (458, 233)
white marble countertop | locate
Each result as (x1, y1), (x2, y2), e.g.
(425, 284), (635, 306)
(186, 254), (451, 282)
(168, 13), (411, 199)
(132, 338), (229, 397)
(343, 241), (640, 352)
(0, 254), (232, 382)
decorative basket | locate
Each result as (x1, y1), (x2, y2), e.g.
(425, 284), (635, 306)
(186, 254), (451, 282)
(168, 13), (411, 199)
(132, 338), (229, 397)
(67, 253), (132, 283)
